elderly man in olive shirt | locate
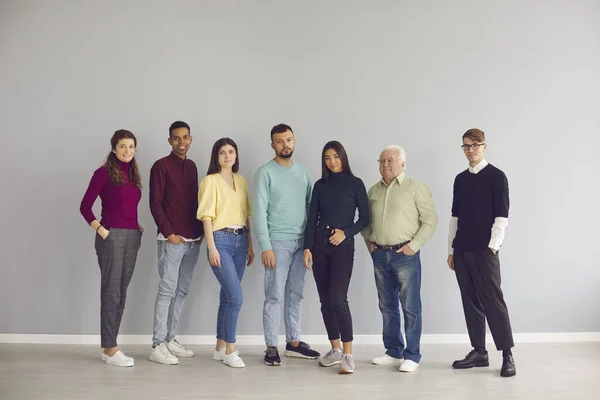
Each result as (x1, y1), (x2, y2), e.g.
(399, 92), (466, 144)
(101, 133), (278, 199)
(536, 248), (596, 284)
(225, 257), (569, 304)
(362, 145), (437, 373)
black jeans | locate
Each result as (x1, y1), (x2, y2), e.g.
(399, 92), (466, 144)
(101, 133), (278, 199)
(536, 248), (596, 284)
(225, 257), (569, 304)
(454, 249), (514, 352)
(311, 227), (355, 343)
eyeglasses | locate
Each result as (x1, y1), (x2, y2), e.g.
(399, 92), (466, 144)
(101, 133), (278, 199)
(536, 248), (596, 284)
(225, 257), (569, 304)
(461, 143), (485, 151)
(377, 158), (401, 165)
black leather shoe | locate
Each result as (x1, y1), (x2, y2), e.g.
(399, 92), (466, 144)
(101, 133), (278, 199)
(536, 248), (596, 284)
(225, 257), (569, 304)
(452, 349), (489, 369)
(500, 355), (516, 377)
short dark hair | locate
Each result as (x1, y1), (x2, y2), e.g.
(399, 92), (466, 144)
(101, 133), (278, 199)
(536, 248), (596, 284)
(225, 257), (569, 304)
(206, 137), (240, 175)
(321, 140), (354, 181)
(169, 121), (190, 137)
(462, 128), (485, 143)
(270, 123), (293, 141)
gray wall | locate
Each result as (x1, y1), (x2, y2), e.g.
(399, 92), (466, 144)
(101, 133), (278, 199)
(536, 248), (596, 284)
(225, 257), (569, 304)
(1, 0), (599, 337)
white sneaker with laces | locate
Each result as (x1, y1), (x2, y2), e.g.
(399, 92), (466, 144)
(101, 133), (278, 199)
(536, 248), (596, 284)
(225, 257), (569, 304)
(105, 350), (134, 367)
(399, 359), (419, 372)
(223, 350), (245, 368)
(372, 354), (403, 365)
(213, 347), (226, 361)
(149, 343), (179, 365)
(167, 339), (194, 357)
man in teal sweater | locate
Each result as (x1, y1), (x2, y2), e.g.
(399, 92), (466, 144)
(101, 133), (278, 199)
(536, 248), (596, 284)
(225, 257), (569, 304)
(253, 123), (320, 366)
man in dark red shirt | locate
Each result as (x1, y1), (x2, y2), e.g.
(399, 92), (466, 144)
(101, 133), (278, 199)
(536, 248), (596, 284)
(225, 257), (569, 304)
(148, 121), (204, 365)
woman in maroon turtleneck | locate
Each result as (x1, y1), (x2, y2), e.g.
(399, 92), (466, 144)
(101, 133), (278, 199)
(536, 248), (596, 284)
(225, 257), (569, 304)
(80, 129), (143, 367)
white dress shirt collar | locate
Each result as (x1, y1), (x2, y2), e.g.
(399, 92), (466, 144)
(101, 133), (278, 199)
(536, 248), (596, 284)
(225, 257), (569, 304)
(468, 159), (489, 174)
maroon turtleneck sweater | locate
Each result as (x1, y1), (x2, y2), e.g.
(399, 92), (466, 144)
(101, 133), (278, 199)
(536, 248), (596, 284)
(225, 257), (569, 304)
(80, 160), (142, 229)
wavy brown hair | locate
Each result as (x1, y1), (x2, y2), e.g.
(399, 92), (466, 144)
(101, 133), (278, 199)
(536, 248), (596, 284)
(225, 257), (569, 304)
(103, 129), (142, 188)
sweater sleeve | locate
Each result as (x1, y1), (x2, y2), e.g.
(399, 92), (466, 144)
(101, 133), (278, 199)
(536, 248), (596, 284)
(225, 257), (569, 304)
(304, 181), (321, 250)
(252, 167), (272, 252)
(343, 178), (370, 238)
(80, 167), (107, 224)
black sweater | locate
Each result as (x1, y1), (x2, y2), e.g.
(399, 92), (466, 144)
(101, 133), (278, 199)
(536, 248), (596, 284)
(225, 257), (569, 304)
(451, 164), (509, 251)
(304, 171), (370, 250)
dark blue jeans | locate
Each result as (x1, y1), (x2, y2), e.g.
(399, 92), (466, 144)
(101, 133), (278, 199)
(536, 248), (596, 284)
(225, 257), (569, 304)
(371, 247), (422, 363)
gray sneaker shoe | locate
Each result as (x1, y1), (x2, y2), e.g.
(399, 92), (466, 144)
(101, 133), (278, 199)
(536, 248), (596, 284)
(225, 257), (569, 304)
(318, 348), (343, 367)
(339, 354), (355, 374)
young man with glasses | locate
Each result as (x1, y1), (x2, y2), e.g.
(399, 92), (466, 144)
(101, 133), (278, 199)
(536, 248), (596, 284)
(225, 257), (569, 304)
(447, 128), (516, 377)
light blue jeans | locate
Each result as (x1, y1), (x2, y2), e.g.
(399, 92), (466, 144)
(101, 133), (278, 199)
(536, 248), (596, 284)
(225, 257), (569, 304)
(211, 230), (248, 343)
(152, 240), (200, 347)
(263, 239), (307, 346)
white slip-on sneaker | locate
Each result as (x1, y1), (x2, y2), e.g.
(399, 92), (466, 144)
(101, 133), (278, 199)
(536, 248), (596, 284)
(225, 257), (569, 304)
(213, 347), (226, 361)
(223, 350), (245, 368)
(167, 339), (194, 358)
(105, 350), (134, 367)
(399, 359), (419, 372)
(102, 351), (133, 362)
(149, 343), (179, 365)
(372, 354), (404, 365)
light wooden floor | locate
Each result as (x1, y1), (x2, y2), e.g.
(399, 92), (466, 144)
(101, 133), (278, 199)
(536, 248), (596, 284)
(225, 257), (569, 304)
(0, 343), (598, 399)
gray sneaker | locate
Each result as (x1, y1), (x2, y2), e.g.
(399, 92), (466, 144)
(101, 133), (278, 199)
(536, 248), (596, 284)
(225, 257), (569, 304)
(339, 354), (355, 374)
(318, 348), (343, 367)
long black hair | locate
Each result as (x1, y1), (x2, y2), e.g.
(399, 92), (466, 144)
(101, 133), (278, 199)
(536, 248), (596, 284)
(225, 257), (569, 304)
(321, 140), (354, 181)
(207, 137), (240, 175)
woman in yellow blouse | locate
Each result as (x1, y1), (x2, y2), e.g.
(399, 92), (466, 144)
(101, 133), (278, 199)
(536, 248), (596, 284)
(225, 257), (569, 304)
(197, 137), (255, 368)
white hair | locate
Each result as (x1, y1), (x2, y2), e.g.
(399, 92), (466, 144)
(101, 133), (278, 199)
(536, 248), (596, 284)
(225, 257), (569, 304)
(382, 145), (406, 163)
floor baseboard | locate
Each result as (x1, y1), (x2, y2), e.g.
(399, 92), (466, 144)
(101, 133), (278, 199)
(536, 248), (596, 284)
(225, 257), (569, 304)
(1, 332), (598, 345)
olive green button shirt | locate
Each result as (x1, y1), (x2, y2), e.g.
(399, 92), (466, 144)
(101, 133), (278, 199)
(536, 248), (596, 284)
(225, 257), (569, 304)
(362, 173), (437, 252)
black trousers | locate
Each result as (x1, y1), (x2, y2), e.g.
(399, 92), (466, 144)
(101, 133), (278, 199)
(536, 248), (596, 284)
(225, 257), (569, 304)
(454, 249), (514, 352)
(311, 227), (355, 343)
(95, 228), (142, 348)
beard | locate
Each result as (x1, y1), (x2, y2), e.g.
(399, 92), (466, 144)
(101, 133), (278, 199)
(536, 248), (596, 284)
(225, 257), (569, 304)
(277, 149), (293, 159)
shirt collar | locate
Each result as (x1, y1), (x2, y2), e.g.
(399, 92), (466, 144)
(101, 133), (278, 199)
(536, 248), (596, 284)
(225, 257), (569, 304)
(168, 151), (186, 163)
(468, 159), (488, 174)
(381, 172), (405, 187)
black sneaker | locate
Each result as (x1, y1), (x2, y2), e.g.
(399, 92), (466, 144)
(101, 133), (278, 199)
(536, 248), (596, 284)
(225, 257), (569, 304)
(264, 347), (281, 366)
(284, 342), (320, 359)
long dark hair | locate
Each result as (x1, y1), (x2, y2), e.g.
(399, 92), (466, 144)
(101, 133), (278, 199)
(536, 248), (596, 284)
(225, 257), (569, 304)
(207, 137), (240, 175)
(103, 129), (142, 188)
(321, 140), (354, 181)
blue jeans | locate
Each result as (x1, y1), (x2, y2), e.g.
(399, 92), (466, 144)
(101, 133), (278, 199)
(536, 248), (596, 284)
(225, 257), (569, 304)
(152, 240), (200, 347)
(371, 247), (422, 363)
(210, 230), (248, 343)
(263, 239), (307, 346)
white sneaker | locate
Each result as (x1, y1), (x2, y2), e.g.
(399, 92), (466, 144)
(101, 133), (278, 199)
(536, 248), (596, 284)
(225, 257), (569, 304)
(399, 359), (419, 372)
(372, 354), (403, 365)
(149, 343), (179, 365)
(213, 347), (226, 361)
(105, 350), (134, 367)
(223, 350), (245, 368)
(102, 351), (133, 362)
(167, 339), (194, 357)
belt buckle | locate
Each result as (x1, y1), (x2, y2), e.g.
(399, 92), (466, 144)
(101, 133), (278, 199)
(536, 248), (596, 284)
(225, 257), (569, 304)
(232, 228), (241, 235)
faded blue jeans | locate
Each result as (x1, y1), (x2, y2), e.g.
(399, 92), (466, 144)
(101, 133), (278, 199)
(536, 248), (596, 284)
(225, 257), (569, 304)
(371, 247), (423, 363)
(152, 240), (200, 347)
(210, 230), (248, 343)
(263, 239), (307, 346)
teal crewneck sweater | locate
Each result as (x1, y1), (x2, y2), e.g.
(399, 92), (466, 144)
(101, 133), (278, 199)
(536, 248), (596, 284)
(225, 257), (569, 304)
(252, 159), (313, 252)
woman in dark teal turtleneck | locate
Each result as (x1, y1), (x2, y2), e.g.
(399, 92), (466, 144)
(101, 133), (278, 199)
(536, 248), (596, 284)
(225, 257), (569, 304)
(303, 140), (370, 374)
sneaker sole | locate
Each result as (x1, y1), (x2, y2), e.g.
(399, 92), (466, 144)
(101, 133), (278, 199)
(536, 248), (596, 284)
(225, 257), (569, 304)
(372, 359), (403, 365)
(264, 360), (281, 366)
(284, 350), (318, 359)
(170, 352), (195, 358)
(105, 360), (135, 367)
(318, 360), (341, 367)
(339, 368), (354, 374)
(149, 357), (179, 365)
